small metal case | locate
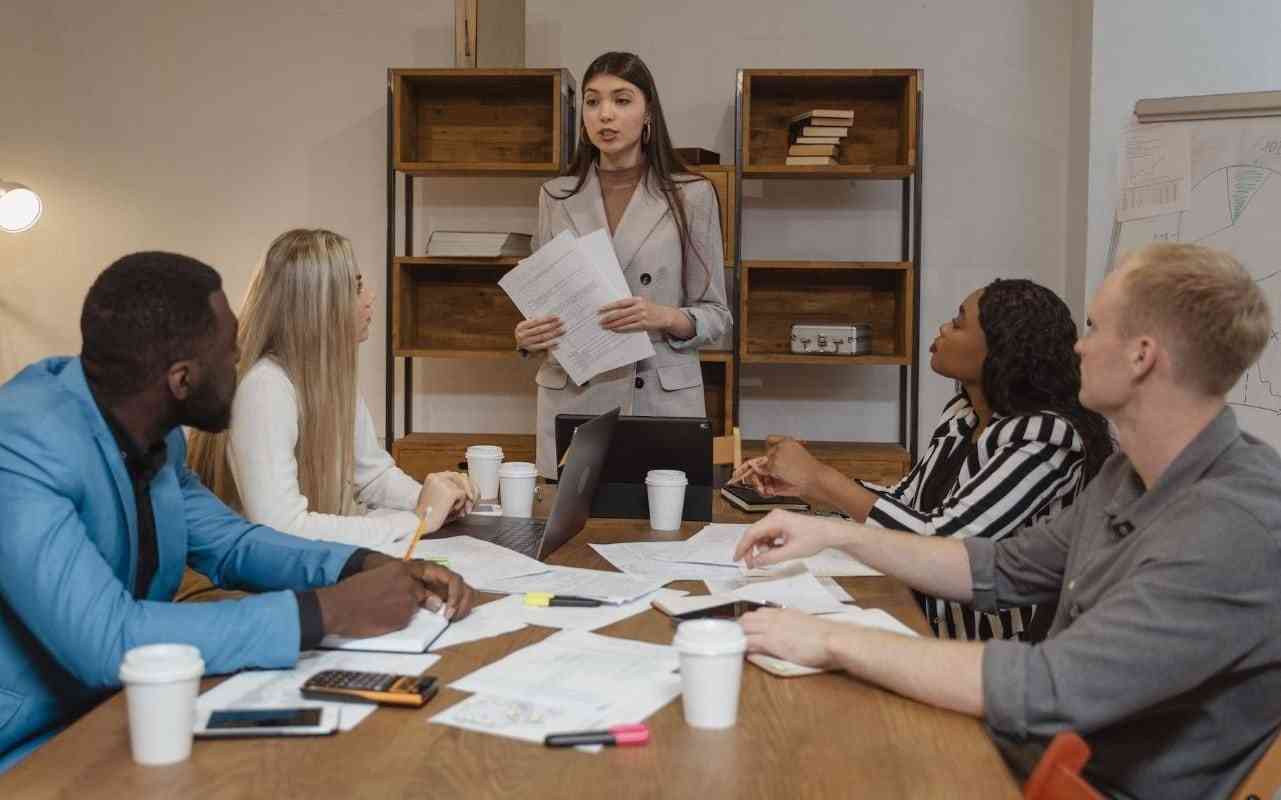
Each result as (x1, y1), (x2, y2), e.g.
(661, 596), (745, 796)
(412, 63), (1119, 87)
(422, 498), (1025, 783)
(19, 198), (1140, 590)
(790, 323), (872, 355)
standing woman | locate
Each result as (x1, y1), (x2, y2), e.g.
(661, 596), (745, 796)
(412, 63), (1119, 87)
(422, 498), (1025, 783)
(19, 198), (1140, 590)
(514, 51), (731, 478)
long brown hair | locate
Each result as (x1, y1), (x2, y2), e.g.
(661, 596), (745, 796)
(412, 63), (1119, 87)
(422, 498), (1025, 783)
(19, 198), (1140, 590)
(550, 51), (712, 297)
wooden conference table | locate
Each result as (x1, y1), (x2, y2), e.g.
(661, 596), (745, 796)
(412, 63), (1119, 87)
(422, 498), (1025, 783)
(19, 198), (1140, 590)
(6, 495), (1020, 799)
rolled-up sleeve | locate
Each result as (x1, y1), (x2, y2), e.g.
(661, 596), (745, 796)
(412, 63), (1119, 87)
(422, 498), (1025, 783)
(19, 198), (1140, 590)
(979, 493), (1279, 741)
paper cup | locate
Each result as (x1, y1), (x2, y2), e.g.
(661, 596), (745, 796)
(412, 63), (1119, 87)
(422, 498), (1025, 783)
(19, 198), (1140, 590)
(118, 644), (205, 766)
(674, 620), (747, 729)
(499, 461), (538, 518)
(645, 469), (688, 531)
(465, 445), (504, 500)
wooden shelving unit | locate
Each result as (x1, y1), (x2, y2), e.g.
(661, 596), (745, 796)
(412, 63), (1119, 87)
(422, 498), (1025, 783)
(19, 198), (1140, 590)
(733, 69), (923, 480)
(385, 67), (576, 455)
(384, 69), (739, 463)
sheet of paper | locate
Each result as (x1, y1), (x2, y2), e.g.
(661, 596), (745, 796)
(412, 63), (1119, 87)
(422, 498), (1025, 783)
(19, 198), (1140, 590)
(705, 564), (855, 604)
(197, 650), (440, 731)
(729, 572), (848, 615)
(371, 534), (550, 587)
(747, 607), (919, 677)
(479, 587), (687, 631)
(658, 523), (881, 577)
(651, 524), (751, 567)
(448, 629), (681, 707)
(320, 607), (449, 653)
(590, 542), (746, 582)
(498, 229), (654, 385)
(429, 693), (607, 745)
(429, 595), (529, 652)
(476, 564), (665, 604)
(1117, 123), (1191, 221)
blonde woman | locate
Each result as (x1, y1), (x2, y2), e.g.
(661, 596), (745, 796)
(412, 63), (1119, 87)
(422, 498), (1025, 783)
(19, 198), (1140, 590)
(188, 229), (475, 549)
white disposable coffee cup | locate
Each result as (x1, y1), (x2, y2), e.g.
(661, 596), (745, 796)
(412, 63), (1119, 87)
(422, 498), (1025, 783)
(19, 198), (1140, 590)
(499, 461), (538, 518)
(674, 619), (747, 729)
(465, 445), (504, 500)
(118, 643), (205, 766)
(645, 469), (688, 531)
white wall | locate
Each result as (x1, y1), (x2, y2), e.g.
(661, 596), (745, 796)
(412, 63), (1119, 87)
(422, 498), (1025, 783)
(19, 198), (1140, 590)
(1080, 0), (1281, 316)
(2, 1), (1079, 454)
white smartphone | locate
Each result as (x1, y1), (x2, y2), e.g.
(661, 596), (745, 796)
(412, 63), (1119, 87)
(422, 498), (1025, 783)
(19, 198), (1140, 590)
(194, 706), (338, 738)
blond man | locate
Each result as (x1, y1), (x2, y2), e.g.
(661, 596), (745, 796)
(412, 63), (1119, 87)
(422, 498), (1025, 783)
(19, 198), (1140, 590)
(736, 243), (1281, 799)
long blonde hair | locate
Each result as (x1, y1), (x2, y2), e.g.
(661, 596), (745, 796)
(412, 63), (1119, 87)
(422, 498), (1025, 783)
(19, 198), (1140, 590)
(188, 229), (360, 515)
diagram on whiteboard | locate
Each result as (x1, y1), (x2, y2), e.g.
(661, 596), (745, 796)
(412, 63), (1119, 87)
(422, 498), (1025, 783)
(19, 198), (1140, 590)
(1114, 117), (1281, 448)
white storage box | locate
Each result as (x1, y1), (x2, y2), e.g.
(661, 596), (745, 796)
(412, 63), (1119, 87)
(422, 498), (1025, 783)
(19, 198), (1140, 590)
(789, 323), (872, 355)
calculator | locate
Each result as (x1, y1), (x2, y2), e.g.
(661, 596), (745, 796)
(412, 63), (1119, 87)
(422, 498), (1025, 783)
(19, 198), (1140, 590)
(301, 669), (439, 707)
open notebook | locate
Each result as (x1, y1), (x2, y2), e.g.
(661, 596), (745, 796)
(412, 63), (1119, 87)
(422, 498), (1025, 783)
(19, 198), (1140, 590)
(319, 608), (450, 654)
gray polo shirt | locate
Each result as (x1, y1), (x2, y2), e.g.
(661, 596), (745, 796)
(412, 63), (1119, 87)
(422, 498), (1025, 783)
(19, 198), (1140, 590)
(965, 407), (1281, 799)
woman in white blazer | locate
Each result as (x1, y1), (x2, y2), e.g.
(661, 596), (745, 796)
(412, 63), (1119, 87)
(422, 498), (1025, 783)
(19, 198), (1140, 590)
(515, 51), (731, 477)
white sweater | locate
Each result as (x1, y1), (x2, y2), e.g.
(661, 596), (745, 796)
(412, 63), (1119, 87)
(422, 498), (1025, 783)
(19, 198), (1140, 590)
(226, 359), (422, 547)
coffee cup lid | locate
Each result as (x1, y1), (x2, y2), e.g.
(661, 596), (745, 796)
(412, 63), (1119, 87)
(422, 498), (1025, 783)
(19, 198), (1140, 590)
(673, 619), (747, 656)
(645, 469), (688, 486)
(118, 643), (205, 684)
(466, 445), (504, 459)
(498, 461), (538, 478)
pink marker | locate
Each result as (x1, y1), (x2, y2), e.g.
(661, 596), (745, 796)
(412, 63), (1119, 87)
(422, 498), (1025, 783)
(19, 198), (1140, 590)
(544, 723), (650, 748)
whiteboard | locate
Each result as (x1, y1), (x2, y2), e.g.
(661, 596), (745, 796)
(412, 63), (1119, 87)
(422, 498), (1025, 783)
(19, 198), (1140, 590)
(1113, 115), (1281, 451)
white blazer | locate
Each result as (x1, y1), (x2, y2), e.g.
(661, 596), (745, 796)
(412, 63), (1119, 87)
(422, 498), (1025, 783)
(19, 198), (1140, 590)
(530, 165), (731, 477)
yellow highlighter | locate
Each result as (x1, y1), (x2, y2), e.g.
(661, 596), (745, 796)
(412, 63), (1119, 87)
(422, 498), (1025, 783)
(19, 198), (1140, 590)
(524, 592), (602, 608)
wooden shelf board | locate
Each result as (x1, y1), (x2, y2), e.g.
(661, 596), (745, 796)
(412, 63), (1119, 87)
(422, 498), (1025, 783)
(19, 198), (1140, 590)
(699, 350), (733, 363)
(742, 165), (914, 180)
(395, 256), (522, 268)
(741, 352), (910, 366)
(741, 260), (911, 272)
(392, 348), (522, 360)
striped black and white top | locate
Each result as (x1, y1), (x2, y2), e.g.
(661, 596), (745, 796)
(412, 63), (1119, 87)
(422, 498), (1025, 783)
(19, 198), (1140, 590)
(860, 394), (1087, 641)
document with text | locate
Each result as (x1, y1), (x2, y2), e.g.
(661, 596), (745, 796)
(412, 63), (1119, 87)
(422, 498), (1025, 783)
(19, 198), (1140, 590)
(499, 229), (654, 385)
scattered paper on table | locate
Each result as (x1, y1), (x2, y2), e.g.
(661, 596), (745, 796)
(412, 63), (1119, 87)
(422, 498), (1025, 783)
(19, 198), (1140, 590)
(477, 564), (665, 604)
(197, 650), (440, 731)
(433, 630), (681, 744)
(729, 572), (848, 615)
(430, 595), (529, 651)
(590, 542), (745, 582)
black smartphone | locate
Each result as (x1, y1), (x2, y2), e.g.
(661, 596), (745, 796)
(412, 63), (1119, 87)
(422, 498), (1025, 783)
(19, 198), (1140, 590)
(195, 706), (337, 737)
(671, 600), (772, 622)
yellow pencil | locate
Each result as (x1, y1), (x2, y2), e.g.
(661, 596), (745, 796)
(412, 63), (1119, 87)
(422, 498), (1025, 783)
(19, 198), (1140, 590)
(402, 507), (431, 561)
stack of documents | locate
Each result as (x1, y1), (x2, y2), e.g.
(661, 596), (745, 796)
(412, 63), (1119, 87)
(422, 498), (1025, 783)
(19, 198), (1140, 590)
(432, 631), (682, 744)
(590, 542), (746, 583)
(425, 230), (532, 258)
(499, 229), (655, 386)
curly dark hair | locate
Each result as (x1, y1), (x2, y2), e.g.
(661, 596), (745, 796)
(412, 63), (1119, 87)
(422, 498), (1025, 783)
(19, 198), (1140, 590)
(977, 279), (1114, 482)
(80, 251), (222, 396)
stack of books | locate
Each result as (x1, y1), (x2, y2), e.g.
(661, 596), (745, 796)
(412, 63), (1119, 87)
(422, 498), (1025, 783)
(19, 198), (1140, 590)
(425, 231), (533, 258)
(785, 109), (854, 166)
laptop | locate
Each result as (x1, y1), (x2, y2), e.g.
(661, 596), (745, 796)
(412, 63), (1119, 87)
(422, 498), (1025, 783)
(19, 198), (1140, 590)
(425, 407), (619, 560)
(553, 414), (713, 522)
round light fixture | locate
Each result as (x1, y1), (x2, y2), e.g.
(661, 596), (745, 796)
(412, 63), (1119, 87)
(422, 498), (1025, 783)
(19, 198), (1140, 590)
(0, 181), (43, 233)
